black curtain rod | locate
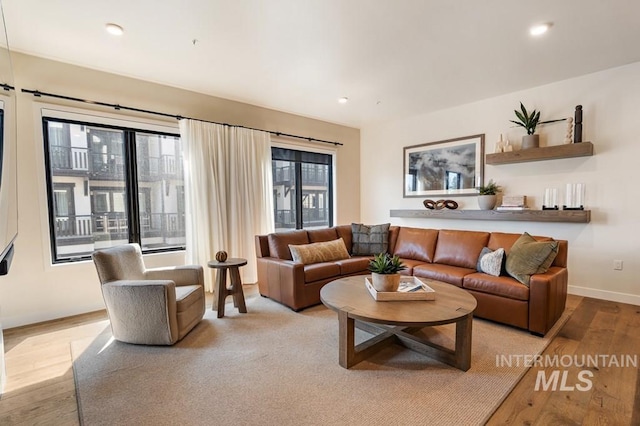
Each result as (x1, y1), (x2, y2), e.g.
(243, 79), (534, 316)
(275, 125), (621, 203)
(21, 88), (343, 147)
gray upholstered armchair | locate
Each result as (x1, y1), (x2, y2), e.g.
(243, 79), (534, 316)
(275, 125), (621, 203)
(92, 243), (205, 345)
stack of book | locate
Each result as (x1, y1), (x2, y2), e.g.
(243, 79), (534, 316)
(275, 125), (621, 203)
(496, 195), (529, 211)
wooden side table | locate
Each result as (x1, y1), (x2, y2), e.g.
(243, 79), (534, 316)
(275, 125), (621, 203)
(207, 258), (248, 318)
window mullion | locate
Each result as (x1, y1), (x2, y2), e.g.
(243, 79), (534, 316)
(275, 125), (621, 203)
(125, 131), (140, 244)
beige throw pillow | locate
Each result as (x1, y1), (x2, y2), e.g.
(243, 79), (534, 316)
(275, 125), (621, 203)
(505, 232), (558, 286)
(289, 238), (351, 265)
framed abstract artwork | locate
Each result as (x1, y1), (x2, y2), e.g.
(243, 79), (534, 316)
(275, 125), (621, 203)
(403, 134), (484, 197)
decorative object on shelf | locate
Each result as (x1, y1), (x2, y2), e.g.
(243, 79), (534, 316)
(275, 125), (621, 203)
(495, 134), (505, 153)
(564, 117), (574, 144)
(573, 105), (583, 143)
(510, 102), (541, 149)
(476, 179), (501, 210)
(497, 194), (527, 210)
(215, 250), (228, 262)
(368, 252), (407, 292)
(494, 134), (514, 153)
(543, 188), (559, 210)
(563, 183), (585, 210)
(423, 199), (458, 210)
(403, 134), (484, 197)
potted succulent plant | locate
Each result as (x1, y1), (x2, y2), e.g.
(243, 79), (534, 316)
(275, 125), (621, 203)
(510, 102), (541, 149)
(476, 179), (501, 210)
(368, 253), (407, 292)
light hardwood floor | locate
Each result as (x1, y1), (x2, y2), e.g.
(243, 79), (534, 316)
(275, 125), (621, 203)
(0, 292), (638, 425)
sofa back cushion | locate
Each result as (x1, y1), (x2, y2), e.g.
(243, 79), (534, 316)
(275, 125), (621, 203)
(433, 229), (490, 269)
(393, 227), (438, 262)
(307, 228), (339, 243)
(267, 230), (309, 260)
(335, 225), (353, 253)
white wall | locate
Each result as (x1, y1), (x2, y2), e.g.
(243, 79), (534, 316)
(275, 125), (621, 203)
(0, 52), (361, 328)
(361, 61), (640, 305)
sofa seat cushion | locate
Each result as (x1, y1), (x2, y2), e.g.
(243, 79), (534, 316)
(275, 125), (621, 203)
(175, 285), (204, 313)
(463, 273), (529, 301)
(393, 227), (439, 263)
(334, 257), (371, 275)
(396, 258), (429, 275)
(303, 263), (340, 283)
(413, 263), (475, 286)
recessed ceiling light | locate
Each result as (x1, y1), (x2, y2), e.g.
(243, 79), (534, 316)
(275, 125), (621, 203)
(530, 23), (552, 37)
(338, 97), (349, 104)
(105, 23), (124, 36)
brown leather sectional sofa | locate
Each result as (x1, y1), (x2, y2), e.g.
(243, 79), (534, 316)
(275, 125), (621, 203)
(255, 225), (568, 335)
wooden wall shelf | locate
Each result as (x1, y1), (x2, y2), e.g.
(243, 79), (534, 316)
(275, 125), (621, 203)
(486, 141), (593, 165)
(390, 209), (591, 223)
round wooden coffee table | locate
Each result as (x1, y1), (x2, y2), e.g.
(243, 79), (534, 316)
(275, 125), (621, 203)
(320, 275), (477, 370)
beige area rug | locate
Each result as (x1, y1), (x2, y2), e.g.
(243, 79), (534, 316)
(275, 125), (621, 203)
(72, 293), (569, 426)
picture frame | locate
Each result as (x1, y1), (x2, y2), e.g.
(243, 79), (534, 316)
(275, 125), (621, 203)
(403, 134), (484, 198)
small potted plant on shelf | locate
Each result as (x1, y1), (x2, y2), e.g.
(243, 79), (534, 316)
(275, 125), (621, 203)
(368, 253), (407, 292)
(510, 102), (541, 149)
(476, 179), (501, 210)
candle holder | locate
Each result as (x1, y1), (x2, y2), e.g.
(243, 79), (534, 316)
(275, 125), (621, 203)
(542, 188), (558, 210)
(562, 183), (585, 210)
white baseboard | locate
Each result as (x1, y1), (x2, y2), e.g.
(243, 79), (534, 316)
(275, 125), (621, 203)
(568, 285), (640, 306)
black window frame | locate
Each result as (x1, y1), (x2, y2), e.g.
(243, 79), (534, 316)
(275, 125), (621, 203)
(42, 116), (185, 263)
(271, 147), (334, 230)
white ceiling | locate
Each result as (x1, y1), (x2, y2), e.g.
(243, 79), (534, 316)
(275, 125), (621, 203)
(3, 0), (640, 128)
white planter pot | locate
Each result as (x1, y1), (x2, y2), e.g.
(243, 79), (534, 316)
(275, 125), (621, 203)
(478, 194), (497, 210)
(371, 273), (401, 292)
(522, 134), (539, 149)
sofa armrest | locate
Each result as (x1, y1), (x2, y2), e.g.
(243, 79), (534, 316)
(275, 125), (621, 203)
(256, 257), (305, 310)
(528, 267), (568, 335)
(145, 265), (204, 287)
(101, 280), (178, 345)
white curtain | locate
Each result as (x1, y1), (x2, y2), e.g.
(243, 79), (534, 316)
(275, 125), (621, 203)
(180, 119), (274, 291)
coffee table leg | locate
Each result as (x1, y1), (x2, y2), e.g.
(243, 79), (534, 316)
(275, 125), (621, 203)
(338, 309), (356, 368)
(455, 313), (473, 371)
(215, 269), (228, 318)
(230, 266), (247, 314)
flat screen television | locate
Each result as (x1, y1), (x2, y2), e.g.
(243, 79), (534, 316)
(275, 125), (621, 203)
(0, 95), (17, 275)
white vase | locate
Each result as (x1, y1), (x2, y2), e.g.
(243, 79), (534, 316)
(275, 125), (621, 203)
(371, 273), (401, 292)
(478, 195), (497, 210)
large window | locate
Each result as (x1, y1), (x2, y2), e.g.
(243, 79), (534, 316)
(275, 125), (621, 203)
(43, 117), (185, 263)
(271, 147), (333, 231)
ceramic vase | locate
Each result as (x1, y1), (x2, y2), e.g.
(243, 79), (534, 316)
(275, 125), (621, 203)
(522, 134), (539, 149)
(477, 195), (497, 210)
(371, 273), (401, 292)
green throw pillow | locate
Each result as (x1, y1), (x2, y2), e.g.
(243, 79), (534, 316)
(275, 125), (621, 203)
(351, 223), (390, 256)
(505, 232), (558, 286)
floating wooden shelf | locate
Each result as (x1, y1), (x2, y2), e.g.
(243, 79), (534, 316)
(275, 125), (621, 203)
(486, 141), (593, 165)
(389, 209), (591, 223)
